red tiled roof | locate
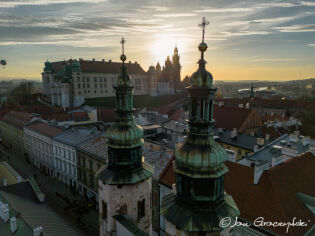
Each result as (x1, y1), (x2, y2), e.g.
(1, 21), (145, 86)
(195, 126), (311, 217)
(51, 60), (146, 75)
(1, 111), (34, 129)
(97, 108), (115, 123)
(159, 152), (315, 236)
(153, 98), (185, 116)
(26, 122), (63, 137)
(40, 112), (72, 122)
(169, 109), (184, 121)
(72, 111), (89, 122)
(213, 104), (252, 130)
(159, 154), (175, 187)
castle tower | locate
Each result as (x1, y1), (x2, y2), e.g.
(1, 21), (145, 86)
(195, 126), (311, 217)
(161, 18), (239, 235)
(172, 46), (181, 92)
(249, 83), (255, 98)
(98, 38), (153, 236)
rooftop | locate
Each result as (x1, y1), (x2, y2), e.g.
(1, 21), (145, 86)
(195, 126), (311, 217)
(246, 133), (311, 162)
(159, 151), (315, 236)
(50, 60), (146, 75)
(53, 128), (94, 146)
(213, 128), (258, 151)
(1, 111), (35, 129)
(26, 121), (63, 138)
(143, 140), (173, 179)
(77, 132), (107, 161)
(213, 104), (253, 130)
(161, 119), (188, 134)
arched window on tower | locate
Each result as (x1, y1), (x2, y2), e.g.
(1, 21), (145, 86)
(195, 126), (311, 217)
(102, 200), (107, 220)
(137, 199), (145, 219)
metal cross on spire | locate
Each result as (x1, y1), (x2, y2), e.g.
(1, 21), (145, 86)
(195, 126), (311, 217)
(120, 37), (126, 55)
(198, 17), (209, 43)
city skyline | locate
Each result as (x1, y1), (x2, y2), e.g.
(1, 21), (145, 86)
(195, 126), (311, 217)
(0, 0), (315, 81)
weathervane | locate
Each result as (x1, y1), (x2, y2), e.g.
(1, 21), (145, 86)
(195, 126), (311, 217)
(198, 17), (209, 43)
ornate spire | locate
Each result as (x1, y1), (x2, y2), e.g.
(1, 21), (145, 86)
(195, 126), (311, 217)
(190, 17), (213, 87)
(98, 37), (152, 185)
(161, 18), (239, 234)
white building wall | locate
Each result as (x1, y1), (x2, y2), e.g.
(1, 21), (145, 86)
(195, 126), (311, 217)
(24, 128), (55, 176)
(52, 140), (78, 188)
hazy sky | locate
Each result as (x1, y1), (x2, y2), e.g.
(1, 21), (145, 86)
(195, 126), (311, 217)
(0, 0), (314, 81)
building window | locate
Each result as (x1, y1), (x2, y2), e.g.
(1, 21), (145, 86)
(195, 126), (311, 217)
(89, 160), (93, 171)
(87, 84), (90, 88)
(87, 77), (90, 82)
(102, 201), (107, 220)
(77, 84), (81, 89)
(137, 199), (145, 219)
(94, 77), (97, 82)
(94, 84), (97, 88)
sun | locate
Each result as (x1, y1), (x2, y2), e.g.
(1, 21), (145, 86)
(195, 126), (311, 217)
(151, 35), (183, 64)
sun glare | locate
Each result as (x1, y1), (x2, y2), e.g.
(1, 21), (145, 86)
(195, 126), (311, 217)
(152, 35), (184, 64)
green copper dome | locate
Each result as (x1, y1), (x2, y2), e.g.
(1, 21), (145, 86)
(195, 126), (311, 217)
(190, 67), (213, 88)
(106, 121), (143, 149)
(175, 135), (228, 178)
(71, 61), (81, 72)
(44, 60), (52, 72)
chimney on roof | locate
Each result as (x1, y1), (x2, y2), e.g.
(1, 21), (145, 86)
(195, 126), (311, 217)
(246, 103), (249, 109)
(239, 104), (243, 108)
(33, 226), (44, 236)
(135, 61), (137, 64)
(109, 60), (112, 63)
(302, 136), (310, 146)
(10, 217), (17, 233)
(172, 183), (176, 194)
(265, 134), (270, 141)
(218, 127), (223, 133)
(129, 61), (131, 64)
(230, 129), (237, 139)
(0, 203), (9, 223)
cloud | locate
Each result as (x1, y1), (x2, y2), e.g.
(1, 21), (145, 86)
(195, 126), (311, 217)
(139, 6), (170, 12)
(154, 13), (197, 18)
(194, 7), (253, 13)
(273, 24), (315, 32)
(0, 0), (107, 8)
(300, 1), (315, 6)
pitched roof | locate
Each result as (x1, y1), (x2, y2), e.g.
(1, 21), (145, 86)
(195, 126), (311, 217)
(159, 152), (315, 236)
(51, 60), (146, 75)
(213, 104), (252, 130)
(1, 111), (34, 129)
(72, 111), (89, 122)
(77, 133), (107, 161)
(143, 141), (173, 179)
(213, 128), (258, 151)
(26, 122), (63, 138)
(97, 108), (116, 123)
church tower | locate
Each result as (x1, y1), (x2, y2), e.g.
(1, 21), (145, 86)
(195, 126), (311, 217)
(172, 46), (181, 92)
(161, 18), (239, 236)
(98, 38), (153, 236)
